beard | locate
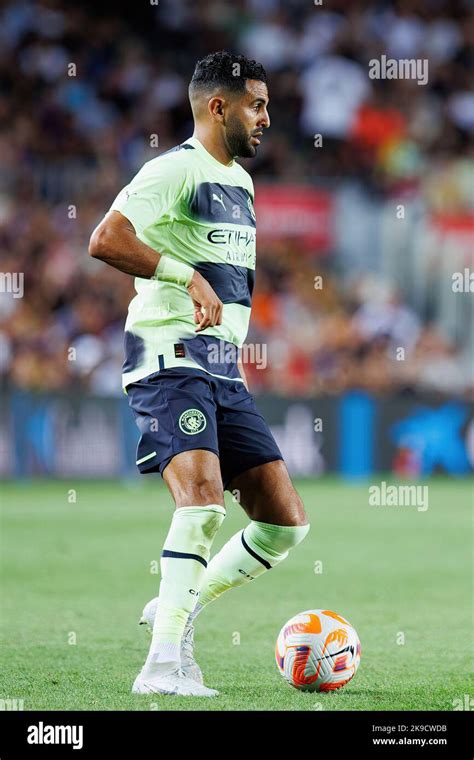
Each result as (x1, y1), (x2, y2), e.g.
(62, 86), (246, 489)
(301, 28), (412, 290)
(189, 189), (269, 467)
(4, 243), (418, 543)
(225, 114), (257, 158)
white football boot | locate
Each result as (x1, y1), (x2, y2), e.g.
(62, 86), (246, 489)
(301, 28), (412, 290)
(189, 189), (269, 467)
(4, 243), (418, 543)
(139, 597), (204, 685)
(132, 664), (218, 697)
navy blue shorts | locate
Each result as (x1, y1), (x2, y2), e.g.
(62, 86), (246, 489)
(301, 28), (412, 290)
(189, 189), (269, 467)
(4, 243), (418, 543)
(126, 368), (284, 490)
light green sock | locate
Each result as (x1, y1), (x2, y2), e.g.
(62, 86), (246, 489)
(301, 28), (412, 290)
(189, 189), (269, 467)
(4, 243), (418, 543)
(147, 504), (225, 666)
(193, 520), (310, 613)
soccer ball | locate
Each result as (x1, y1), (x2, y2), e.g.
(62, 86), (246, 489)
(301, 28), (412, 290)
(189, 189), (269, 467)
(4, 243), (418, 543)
(275, 609), (361, 692)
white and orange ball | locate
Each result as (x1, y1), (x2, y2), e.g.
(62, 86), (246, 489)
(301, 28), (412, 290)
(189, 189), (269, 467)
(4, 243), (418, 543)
(275, 609), (361, 692)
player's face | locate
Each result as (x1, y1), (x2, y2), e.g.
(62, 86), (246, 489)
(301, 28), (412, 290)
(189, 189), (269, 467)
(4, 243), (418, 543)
(225, 80), (270, 159)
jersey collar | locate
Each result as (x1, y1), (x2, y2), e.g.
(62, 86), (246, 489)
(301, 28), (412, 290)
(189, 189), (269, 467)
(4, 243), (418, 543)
(185, 136), (236, 169)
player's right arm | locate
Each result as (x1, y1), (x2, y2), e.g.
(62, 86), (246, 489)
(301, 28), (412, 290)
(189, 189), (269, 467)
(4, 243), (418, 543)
(88, 158), (223, 332)
(89, 211), (222, 332)
(89, 209), (163, 279)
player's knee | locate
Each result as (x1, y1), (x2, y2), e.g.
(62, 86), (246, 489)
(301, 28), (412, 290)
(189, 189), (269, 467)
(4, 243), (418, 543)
(175, 478), (224, 508)
(199, 503), (226, 541)
(197, 479), (224, 507)
(167, 504), (226, 564)
(288, 491), (309, 528)
(278, 521), (310, 551)
(248, 520), (310, 560)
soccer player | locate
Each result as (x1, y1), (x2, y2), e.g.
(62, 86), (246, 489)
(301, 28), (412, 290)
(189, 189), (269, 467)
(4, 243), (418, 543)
(89, 51), (310, 697)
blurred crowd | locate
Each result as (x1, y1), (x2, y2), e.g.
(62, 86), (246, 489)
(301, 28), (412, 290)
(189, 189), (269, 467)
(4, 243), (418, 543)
(246, 249), (473, 397)
(0, 0), (473, 398)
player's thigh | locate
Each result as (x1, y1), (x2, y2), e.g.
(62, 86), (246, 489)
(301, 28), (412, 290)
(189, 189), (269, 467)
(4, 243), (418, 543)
(127, 369), (224, 508)
(163, 449), (225, 508)
(216, 382), (307, 525)
(228, 459), (308, 526)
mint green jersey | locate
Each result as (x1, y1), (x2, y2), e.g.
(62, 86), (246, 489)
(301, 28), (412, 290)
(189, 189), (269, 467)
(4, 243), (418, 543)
(109, 136), (257, 389)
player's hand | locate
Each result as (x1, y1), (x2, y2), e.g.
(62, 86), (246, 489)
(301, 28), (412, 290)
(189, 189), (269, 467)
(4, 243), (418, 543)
(187, 271), (223, 332)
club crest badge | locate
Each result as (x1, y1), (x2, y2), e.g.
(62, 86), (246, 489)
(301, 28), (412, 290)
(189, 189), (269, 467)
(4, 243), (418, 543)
(178, 408), (207, 435)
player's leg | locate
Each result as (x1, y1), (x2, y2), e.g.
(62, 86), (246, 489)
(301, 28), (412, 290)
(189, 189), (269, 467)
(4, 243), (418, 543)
(135, 449), (225, 696)
(140, 457), (309, 679)
(141, 382), (310, 630)
(228, 457), (308, 525)
(191, 459), (310, 617)
(128, 370), (226, 695)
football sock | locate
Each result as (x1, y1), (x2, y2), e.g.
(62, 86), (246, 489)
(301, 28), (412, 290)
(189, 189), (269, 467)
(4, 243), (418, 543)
(191, 520), (310, 616)
(145, 504), (226, 670)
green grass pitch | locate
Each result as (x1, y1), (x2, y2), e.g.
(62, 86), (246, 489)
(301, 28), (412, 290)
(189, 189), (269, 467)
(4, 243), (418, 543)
(0, 477), (472, 711)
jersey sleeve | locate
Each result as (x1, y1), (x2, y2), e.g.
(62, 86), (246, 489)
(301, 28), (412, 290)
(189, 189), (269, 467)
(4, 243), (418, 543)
(109, 155), (187, 234)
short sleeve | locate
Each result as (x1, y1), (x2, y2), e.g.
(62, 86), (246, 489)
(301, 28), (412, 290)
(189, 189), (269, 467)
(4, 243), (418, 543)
(109, 155), (187, 234)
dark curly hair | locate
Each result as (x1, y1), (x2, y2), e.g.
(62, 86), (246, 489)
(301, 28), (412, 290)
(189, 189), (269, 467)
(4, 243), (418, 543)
(189, 50), (267, 95)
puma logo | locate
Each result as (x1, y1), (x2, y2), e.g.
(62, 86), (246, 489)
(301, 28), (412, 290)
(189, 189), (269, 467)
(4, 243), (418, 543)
(212, 192), (226, 211)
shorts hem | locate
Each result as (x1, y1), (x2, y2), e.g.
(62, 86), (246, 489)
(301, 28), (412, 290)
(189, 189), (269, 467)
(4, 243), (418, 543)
(138, 446), (220, 477)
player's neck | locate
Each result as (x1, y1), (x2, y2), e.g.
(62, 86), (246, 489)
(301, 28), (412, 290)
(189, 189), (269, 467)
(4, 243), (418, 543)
(192, 129), (234, 167)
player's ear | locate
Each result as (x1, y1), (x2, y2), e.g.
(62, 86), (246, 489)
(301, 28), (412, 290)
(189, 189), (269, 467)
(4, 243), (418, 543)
(208, 96), (225, 121)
